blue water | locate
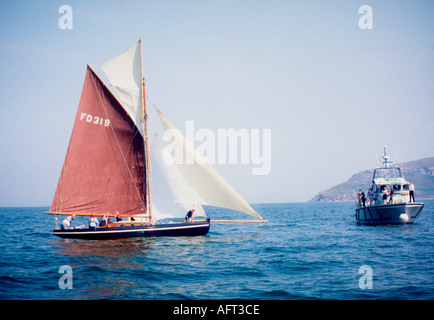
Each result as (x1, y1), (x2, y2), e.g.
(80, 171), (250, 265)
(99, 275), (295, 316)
(0, 201), (433, 300)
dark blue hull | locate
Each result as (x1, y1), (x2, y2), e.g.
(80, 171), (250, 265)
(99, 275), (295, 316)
(53, 221), (210, 240)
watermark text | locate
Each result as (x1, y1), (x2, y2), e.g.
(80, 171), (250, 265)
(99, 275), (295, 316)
(58, 265), (73, 289)
(58, 5), (73, 30)
(163, 121), (271, 175)
(358, 265), (373, 290)
(359, 5), (373, 30)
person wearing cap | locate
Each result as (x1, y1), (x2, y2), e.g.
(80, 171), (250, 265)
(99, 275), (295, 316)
(61, 214), (75, 230)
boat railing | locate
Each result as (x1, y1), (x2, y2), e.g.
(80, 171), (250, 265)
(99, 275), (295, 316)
(356, 184), (411, 208)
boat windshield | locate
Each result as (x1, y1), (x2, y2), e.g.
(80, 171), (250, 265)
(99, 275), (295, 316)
(393, 184), (401, 191)
(373, 166), (403, 180)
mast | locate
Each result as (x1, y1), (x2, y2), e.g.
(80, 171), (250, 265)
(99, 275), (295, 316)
(140, 39), (152, 220)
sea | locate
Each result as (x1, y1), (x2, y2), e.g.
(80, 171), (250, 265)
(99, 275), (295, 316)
(1, 201), (433, 306)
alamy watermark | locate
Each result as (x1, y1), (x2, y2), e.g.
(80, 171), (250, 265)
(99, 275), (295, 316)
(358, 265), (373, 290)
(58, 265), (73, 289)
(163, 121), (272, 176)
(359, 5), (373, 30)
(57, 4), (373, 31)
(58, 5), (73, 30)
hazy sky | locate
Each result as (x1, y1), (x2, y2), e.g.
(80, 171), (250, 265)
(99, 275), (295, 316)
(0, 0), (433, 206)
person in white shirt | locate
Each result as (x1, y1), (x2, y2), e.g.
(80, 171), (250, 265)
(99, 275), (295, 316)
(382, 186), (388, 205)
(368, 187), (374, 206)
(409, 182), (415, 203)
(61, 214), (75, 229)
(89, 215), (99, 229)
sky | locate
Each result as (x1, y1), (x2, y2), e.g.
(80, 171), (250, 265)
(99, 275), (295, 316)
(0, 0), (433, 206)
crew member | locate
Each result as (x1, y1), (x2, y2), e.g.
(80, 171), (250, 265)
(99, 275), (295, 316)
(409, 182), (415, 203)
(185, 209), (195, 222)
(61, 214), (75, 230)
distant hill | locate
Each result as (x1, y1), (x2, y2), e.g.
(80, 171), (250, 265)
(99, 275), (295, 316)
(309, 157), (434, 202)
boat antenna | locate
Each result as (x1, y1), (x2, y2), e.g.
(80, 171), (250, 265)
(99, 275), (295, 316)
(382, 146), (393, 168)
(375, 148), (379, 168)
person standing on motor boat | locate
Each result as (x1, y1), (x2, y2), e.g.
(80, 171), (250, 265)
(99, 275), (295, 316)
(358, 190), (366, 207)
(388, 186), (395, 204)
(409, 182), (415, 203)
(368, 187), (374, 206)
(382, 186), (388, 205)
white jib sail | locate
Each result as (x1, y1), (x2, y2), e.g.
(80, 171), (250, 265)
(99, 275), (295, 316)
(151, 134), (207, 220)
(101, 40), (144, 136)
(156, 108), (263, 220)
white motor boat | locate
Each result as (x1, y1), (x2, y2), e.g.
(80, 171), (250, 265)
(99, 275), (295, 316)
(355, 148), (424, 225)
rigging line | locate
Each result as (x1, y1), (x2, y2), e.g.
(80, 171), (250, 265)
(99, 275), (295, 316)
(57, 158), (65, 213)
(93, 74), (147, 213)
(143, 86), (153, 214)
(57, 150), (71, 213)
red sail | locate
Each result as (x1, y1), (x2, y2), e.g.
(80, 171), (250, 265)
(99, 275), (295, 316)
(50, 66), (147, 215)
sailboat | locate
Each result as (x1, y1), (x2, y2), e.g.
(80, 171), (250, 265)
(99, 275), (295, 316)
(46, 40), (266, 239)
